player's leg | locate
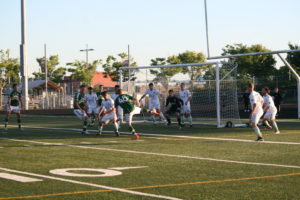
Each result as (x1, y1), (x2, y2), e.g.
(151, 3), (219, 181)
(86, 108), (93, 127)
(112, 114), (120, 137)
(98, 121), (105, 136)
(126, 112), (139, 139)
(252, 112), (264, 141)
(271, 110), (280, 134)
(185, 105), (192, 127)
(165, 111), (171, 126)
(82, 114), (89, 135)
(149, 103), (157, 125)
(4, 105), (11, 131)
(175, 112), (182, 129)
(16, 111), (22, 131)
(156, 102), (166, 122)
(263, 111), (272, 129)
(117, 106), (123, 129)
(180, 107), (185, 125)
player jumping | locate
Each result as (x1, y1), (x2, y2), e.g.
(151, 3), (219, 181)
(4, 84), (23, 132)
(179, 83), (193, 127)
(262, 87), (280, 134)
(164, 90), (183, 129)
(115, 89), (141, 139)
(247, 83), (264, 141)
(85, 87), (98, 127)
(73, 85), (89, 135)
(97, 91), (119, 137)
(139, 83), (166, 125)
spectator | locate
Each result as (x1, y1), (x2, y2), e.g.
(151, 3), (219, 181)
(272, 88), (282, 116)
(243, 90), (250, 112)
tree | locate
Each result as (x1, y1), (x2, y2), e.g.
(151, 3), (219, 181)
(286, 43), (300, 73)
(0, 49), (20, 108)
(34, 55), (66, 83)
(102, 53), (137, 82)
(222, 43), (276, 78)
(67, 59), (100, 85)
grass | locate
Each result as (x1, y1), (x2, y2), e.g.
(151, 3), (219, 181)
(0, 115), (300, 200)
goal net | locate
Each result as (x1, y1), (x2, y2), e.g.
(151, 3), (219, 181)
(119, 62), (241, 127)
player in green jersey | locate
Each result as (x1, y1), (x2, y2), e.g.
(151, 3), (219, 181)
(73, 85), (89, 135)
(96, 85), (105, 121)
(4, 84), (23, 132)
(115, 89), (140, 139)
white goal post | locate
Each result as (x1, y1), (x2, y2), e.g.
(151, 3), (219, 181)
(119, 62), (241, 128)
(207, 49), (300, 119)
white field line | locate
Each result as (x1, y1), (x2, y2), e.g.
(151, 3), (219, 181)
(11, 125), (300, 146)
(0, 172), (42, 182)
(4, 138), (300, 170)
(0, 167), (181, 200)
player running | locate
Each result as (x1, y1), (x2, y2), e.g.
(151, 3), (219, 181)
(97, 91), (119, 137)
(115, 89), (141, 139)
(73, 85), (89, 135)
(262, 87), (280, 134)
(179, 83), (193, 127)
(247, 83), (264, 141)
(4, 84), (23, 132)
(110, 85), (123, 127)
(139, 83), (166, 125)
(164, 90), (183, 129)
(85, 87), (98, 127)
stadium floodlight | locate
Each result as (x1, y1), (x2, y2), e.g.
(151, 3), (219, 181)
(119, 62), (242, 128)
(207, 49), (300, 119)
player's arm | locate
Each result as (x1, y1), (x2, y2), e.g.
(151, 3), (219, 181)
(19, 94), (23, 110)
(133, 97), (140, 107)
(96, 106), (104, 120)
(186, 91), (192, 105)
(139, 94), (146, 102)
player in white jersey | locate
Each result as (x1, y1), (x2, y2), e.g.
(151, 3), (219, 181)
(96, 91), (119, 137)
(179, 83), (193, 127)
(85, 87), (99, 127)
(110, 85), (123, 127)
(247, 83), (264, 141)
(139, 83), (166, 125)
(262, 87), (280, 134)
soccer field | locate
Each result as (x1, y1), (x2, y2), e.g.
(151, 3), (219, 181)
(0, 115), (300, 200)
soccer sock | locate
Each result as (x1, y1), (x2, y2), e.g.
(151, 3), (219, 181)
(264, 120), (271, 128)
(83, 120), (87, 131)
(17, 117), (21, 128)
(129, 125), (135, 134)
(177, 117), (181, 126)
(113, 122), (119, 132)
(166, 117), (171, 124)
(160, 112), (165, 120)
(91, 115), (95, 123)
(181, 116), (185, 124)
(272, 121), (279, 132)
(253, 126), (262, 138)
(99, 126), (103, 134)
(4, 117), (9, 128)
(188, 116), (192, 125)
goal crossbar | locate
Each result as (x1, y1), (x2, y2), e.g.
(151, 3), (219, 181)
(207, 49), (300, 60)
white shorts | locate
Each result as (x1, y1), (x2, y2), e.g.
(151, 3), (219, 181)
(264, 109), (277, 120)
(74, 109), (87, 120)
(181, 105), (191, 114)
(149, 101), (160, 110)
(87, 106), (100, 115)
(7, 105), (20, 113)
(251, 111), (263, 125)
(101, 113), (117, 124)
(117, 106), (123, 117)
(124, 107), (141, 124)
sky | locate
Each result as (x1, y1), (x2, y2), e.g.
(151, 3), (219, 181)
(0, 0), (300, 77)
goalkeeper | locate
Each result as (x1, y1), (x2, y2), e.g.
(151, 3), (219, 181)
(164, 90), (183, 129)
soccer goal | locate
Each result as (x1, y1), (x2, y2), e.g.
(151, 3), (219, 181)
(119, 61), (242, 128)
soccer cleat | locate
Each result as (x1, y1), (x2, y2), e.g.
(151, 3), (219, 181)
(133, 133), (139, 140)
(81, 131), (89, 135)
(274, 131), (280, 135)
(178, 126), (182, 130)
(3, 127), (7, 132)
(190, 124), (193, 128)
(255, 137), (264, 142)
(19, 127), (24, 131)
(115, 131), (120, 137)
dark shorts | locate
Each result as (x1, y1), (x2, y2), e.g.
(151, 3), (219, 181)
(166, 108), (180, 115)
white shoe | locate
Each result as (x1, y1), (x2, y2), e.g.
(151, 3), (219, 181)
(3, 127), (7, 132)
(82, 131), (89, 135)
(19, 127), (24, 131)
(274, 131), (280, 135)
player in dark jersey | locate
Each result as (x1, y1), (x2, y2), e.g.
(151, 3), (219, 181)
(73, 85), (89, 135)
(96, 85), (105, 121)
(4, 84), (23, 132)
(164, 90), (183, 129)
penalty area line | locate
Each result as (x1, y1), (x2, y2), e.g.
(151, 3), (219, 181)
(0, 167), (181, 200)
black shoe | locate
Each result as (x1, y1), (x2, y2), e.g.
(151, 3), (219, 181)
(115, 131), (120, 137)
(190, 124), (193, 128)
(255, 137), (264, 142)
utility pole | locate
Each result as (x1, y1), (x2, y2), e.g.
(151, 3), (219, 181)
(128, 44), (130, 93)
(204, 0), (210, 58)
(80, 44), (94, 67)
(20, 0), (28, 110)
(44, 44), (48, 107)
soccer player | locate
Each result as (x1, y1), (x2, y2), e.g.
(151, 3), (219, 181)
(97, 91), (119, 137)
(96, 85), (105, 121)
(85, 87), (98, 127)
(139, 83), (166, 125)
(73, 85), (89, 135)
(110, 85), (123, 127)
(262, 87), (280, 134)
(179, 83), (193, 127)
(165, 90), (183, 129)
(4, 84), (23, 132)
(115, 89), (141, 139)
(247, 83), (264, 141)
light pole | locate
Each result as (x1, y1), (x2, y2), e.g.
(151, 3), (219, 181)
(80, 44), (94, 67)
(20, 0), (28, 110)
